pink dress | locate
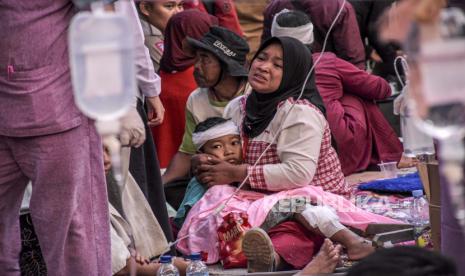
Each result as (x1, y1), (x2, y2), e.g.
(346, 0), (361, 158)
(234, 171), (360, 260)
(177, 184), (400, 264)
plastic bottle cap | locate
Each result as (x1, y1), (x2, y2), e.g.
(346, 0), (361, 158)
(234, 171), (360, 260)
(160, 255), (172, 263)
(412, 189), (424, 198)
(189, 252), (201, 261)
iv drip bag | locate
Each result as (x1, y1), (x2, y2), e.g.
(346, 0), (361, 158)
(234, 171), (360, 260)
(415, 8), (465, 140)
(69, 7), (136, 121)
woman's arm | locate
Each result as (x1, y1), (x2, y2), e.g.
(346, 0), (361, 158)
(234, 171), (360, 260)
(197, 156), (248, 187)
(247, 104), (326, 192)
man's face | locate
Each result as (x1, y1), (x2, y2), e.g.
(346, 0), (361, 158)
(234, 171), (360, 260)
(140, 0), (184, 33)
(202, 134), (242, 164)
(193, 49), (222, 88)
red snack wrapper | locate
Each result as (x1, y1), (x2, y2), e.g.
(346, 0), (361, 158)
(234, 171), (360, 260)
(200, 251), (209, 262)
(217, 212), (251, 269)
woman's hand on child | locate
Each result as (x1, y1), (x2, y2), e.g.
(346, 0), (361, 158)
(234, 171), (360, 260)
(191, 153), (216, 176)
(198, 158), (248, 187)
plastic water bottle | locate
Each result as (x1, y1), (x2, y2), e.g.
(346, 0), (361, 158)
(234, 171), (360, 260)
(410, 190), (430, 247)
(157, 255), (179, 276)
(186, 253), (209, 276)
(411, 190), (430, 225)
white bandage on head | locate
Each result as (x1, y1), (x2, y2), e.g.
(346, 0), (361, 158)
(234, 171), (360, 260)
(192, 120), (240, 151)
(271, 9), (314, 45)
(300, 204), (345, 238)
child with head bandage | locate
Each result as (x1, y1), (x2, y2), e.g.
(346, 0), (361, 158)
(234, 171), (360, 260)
(173, 117), (243, 228)
(191, 117), (242, 165)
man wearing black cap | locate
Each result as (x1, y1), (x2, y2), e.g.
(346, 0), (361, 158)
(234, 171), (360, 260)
(162, 26), (250, 186)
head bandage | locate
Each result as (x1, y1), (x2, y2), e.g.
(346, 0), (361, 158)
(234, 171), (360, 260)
(271, 9), (314, 45)
(192, 120), (240, 151)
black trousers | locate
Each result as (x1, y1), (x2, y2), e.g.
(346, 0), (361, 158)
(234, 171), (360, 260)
(129, 99), (174, 247)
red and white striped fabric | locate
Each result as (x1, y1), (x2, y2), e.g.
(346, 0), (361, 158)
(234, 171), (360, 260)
(231, 97), (350, 197)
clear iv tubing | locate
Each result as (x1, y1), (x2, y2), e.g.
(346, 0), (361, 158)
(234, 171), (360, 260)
(394, 56), (409, 88)
(160, 0), (348, 256)
(394, 55), (436, 162)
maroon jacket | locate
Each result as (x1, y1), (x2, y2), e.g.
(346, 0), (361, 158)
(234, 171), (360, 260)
(313, 52), (402, 175)
(183, 0), (244, 36)
(263, 0), (366, 70)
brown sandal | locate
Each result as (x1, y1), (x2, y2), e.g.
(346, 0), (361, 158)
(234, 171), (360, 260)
(242, 228), (276, 273)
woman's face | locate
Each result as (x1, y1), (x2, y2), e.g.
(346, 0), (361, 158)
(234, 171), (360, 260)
(248, 43), (283, 94)
(140, 0), (184, 33)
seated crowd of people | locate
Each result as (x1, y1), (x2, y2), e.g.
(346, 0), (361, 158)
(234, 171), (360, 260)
(9, 0), (462, 275)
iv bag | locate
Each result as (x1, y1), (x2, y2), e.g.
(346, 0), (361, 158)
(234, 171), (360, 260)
(69, 8), (135, 121)
(415, 8), (465, 140)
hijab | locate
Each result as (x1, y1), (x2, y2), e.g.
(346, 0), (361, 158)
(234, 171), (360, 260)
(243, 36), (326, 138)
(159, 10), (218, 73)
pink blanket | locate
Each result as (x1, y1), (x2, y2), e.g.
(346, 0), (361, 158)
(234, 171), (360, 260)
(177, 185), (401, 264)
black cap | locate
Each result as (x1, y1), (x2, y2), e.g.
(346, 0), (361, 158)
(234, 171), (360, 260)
(187, 26), (250, 77)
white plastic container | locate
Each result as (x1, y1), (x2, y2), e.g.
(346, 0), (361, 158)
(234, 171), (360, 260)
(378, 162), (398, 179)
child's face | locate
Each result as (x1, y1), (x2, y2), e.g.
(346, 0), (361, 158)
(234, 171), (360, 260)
(103, 147), (112, 175)
(202, 134), (242, 164)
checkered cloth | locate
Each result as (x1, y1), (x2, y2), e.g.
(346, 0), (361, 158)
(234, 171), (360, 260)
(243, 98), (350, 197)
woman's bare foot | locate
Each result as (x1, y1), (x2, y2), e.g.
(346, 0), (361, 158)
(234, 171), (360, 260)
(346, 239), (375, 260)
(298, 239), (341, 275)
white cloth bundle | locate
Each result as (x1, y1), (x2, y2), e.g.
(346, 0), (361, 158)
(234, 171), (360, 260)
(192, 120), (240, 151)
(271, 9), (314, 45)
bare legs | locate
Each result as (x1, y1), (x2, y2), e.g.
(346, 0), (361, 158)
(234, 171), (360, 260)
(294, 213), (374, 260)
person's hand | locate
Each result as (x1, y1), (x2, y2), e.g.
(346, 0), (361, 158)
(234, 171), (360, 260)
(191, 153), (216, 176)
(370, 49), (383, 63)
(398, 154), (420, 168)
(120, 106), (146, 148)
(146, 96), (165, 127)
(133, 252), (150, 265)
(198, 158), (248, 187)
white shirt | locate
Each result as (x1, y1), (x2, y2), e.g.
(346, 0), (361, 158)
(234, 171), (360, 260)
(116, 0), (161, 102)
